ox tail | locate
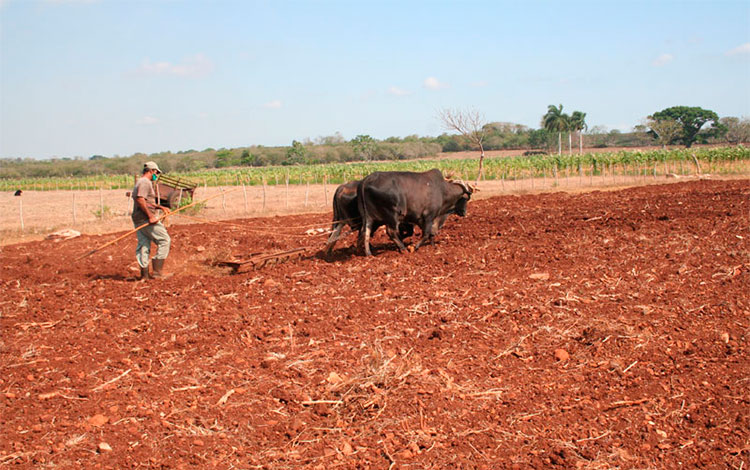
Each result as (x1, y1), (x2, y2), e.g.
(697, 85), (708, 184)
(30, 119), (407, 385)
(331, 188), (343, 231)
(325, 187), (345, 256)
(356, 179), (370, 255)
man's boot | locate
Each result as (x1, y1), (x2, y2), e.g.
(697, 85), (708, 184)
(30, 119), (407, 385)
(139, 266), (150, 281)
(151, 258), (168, 279)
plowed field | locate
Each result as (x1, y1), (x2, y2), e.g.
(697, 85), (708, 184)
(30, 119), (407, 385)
(1, 179), (748, 469)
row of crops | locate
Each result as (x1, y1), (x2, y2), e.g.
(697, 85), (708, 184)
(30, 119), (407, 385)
(2, 146), (748, 192)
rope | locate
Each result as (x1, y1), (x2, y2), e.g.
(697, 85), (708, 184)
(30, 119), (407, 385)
(172, 212), (360, 232)
(171, 213), (359, 239)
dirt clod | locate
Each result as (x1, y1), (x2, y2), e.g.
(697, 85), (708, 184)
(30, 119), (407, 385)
(554, 349), (570, 362)
(88, 414), (108, 427)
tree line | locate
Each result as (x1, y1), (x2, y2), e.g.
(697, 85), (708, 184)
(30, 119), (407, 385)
(1, 105), (747, 179)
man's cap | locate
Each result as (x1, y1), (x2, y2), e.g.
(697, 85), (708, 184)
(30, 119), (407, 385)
(143, 161), (162, 174)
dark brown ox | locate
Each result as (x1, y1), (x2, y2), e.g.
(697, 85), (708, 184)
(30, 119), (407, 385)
(357, 169), (473, 256)
(325, 180), (414, 257)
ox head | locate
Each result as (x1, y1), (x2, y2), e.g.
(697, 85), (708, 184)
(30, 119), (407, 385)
(448, 179), (475, 217)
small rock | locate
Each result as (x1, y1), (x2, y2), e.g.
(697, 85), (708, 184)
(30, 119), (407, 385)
(98, 442), (112, 453)
(656, 429), (668, 439)
(529, 272), (550, 280)
(326, 371), (344, 385)
(397, 449), (413, 459)
(193, 439), (204, 447)
(341, 441), (353, 456)
(617, 447), (633, 460)
(263, 278), (280, 288)
(88, 414), (108, 427)
(720, 332), (730, 344)
(554, 349), (570, 362)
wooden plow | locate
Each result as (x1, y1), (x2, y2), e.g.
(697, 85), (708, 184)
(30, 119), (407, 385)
(216, 247), (309, 273)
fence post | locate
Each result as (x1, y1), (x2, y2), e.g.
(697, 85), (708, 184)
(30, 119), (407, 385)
(73, 192), (77, 224)
(221, 186), (226, 214)
(19, 196), (24, 231)
(285, 171), (289, 209)
(323, 174), (328, 206)
(305, 180), (309, 207)
(242, 182), (248, 214)
(262, 178), (266, 212)
(99, 186), (104, 218)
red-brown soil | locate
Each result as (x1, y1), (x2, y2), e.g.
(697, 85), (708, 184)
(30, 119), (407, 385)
(1, 179), (748, 469)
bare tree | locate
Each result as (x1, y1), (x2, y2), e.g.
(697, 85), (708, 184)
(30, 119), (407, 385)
(720, 116), (750, 144)
(438, 108), (487, 186)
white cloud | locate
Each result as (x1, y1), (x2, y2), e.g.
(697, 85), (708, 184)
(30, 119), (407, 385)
(726, 43), (750, 56)
(387, 86), (411, 96)
(263, 100), (283, 109)
(423, 76), (448, 90)
(652, 53), (674, 67)
(471, 80), (489, 88)
(136, 116), (159, 125)
(137, 54), (214, 78)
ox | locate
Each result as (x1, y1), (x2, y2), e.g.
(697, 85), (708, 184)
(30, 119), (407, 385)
(357, 169), (473, 256)
(325, 180), (414, 256)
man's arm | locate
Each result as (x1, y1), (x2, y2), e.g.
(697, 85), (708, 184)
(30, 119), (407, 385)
(135, 197), (170, 224)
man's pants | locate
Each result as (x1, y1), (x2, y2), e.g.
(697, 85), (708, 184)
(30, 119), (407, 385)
(135, 222), (171, 268)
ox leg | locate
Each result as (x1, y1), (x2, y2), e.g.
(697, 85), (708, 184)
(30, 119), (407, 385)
(360, 222), (373, 256)
(414, 217), (435, 251)
(385, 224), (408, 252)
(324, 223), (344, 256)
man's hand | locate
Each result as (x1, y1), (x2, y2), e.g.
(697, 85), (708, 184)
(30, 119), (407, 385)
(148, 214), (159, 224)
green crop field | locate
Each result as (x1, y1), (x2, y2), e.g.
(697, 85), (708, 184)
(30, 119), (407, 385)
(1, 147), (748, 192)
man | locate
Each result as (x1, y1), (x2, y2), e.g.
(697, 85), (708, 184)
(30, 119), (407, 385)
(132, 161), (171, 280)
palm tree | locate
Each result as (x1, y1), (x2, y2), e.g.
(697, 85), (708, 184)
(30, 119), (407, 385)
(542, 104), (570, 155)
(570, 111), (587, 154)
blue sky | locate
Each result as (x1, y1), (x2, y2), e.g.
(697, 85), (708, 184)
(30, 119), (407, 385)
(1, 0), (749, 159)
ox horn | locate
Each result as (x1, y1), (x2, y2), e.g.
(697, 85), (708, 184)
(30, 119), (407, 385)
(451, 178), (473, 194)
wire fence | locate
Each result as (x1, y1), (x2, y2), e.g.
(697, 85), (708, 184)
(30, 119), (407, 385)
(2, 158), (749, 241)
